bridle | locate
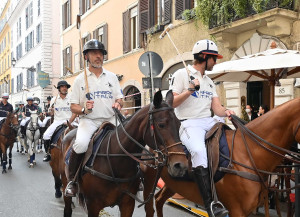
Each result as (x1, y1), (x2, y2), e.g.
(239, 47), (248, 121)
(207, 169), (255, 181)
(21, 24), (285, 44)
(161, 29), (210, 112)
(0, 111), (19, 139)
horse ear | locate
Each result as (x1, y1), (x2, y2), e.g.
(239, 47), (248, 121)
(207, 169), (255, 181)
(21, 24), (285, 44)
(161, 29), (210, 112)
(153, 90), (163, 108)
(165, 90), (174, 107)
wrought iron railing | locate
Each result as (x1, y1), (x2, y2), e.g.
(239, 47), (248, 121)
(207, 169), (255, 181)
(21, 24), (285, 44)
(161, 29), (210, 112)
(209, 0), (296, 29)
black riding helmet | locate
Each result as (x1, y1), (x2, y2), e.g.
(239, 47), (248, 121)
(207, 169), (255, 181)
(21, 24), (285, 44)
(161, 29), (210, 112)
(83, 39), (107, 56)
(57, 80), (71, 89)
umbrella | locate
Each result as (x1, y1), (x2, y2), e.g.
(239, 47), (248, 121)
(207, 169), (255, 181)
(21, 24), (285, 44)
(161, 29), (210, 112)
(206, 48), (300, 108)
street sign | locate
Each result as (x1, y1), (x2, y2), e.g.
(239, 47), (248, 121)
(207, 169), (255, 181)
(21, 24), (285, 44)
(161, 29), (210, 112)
(37, 71), (50, 88)
(138, 51), (163, 77)
(142, 77), (162, 89)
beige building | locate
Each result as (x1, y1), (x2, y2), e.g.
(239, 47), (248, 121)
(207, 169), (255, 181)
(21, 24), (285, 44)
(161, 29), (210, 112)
(61, 0), (300, 116)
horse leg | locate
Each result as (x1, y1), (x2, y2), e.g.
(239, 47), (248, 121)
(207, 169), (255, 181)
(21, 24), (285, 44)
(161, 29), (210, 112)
(119, 196), (135, 217)
(2, 149), (7, 174)
(8, 147), (12, 170)
(143, 166), (157, 217)
(86, 199), (104, 217)
(155, 186), (175, 217)
(60, 169), (73, 217)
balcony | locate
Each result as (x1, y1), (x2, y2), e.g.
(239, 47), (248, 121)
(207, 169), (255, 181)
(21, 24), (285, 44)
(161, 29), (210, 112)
(208, 0), (296, 29)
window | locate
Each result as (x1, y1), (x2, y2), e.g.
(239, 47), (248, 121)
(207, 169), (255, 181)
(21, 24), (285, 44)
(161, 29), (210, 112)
(92, 0), (100, 5)
(123, 6), (139, 53)
(79, 33), (91, 69)
(139, 0), (171, 33)
(17, 17), (22, 39)
(25, 31), (34, 52)
(175, 0), (194, 20)
(11, 78), (14, 94)
(25, 2), (33, 29)
(38, 0), (41, 16)
(79, 0), (90, 15)
(11, 30), (13, 47)
(36, 23), (42, 44)
(16, 43), (22, 60)
(17, 73), (23, 92)
(36, 61), (41, 84)
(27, 68), (35, 88)
(62, 0), (71, 30)
(93, 24), (108, 60)
(63, 46), (72, 76)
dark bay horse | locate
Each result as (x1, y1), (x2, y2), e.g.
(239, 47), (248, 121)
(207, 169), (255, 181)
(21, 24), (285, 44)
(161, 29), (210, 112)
(0, 112), (19, 173)
(49, 122), (75, 217)
(63, 90), (188, 217)
(143, 97), (300, 217)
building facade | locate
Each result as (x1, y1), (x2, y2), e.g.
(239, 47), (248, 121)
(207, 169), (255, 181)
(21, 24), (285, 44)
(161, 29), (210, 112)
(6, 0), (61, 109)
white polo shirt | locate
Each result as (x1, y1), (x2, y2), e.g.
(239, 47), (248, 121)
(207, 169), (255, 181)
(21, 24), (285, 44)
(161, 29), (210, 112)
(70, 68), (123, 121)
(50, 94), (72, 121)
(170, 65), (218, 120)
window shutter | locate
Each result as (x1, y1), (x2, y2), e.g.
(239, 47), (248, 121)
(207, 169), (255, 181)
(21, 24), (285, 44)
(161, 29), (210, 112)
(184, 0), (191, 10)
(31, 70), (34, 86)
(68, 0), (72, 26)
(139, 0), (149, 33)
(103, 24), (108, 60)
(149, 0), (155, 28)
(123, 10), (130, 54)
(62, 5), (65, 30)
(175, 0), (184, 20)
(93, 0), (97, 5)
(93, 29), (97, 39)
(79, 0), (83, 15)
(69, 46), (72, 71)
(87, 33), (91, 40)
(79, 40), (83, 69)
(164, 0), (172, 25)
(63, 49), (67, 75)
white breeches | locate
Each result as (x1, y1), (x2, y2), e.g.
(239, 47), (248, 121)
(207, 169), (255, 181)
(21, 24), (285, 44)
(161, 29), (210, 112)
(73, 118), (103, 154)
(41, 116), (52, 127)
(21, 117), (42, 127)
(179, 117), (216, 168)
(43, 120), (66, 140)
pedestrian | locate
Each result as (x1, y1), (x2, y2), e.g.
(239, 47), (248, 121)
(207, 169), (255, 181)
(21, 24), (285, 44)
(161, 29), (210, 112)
(0, 93), (13, 126)
(170, 39), (235, 217)
(20, 96), (41, 138)
(258, 104), (269, 117)
(65, 39), (123, 197)
(246, 104), (258, 121)
(42, 81), (77, 162)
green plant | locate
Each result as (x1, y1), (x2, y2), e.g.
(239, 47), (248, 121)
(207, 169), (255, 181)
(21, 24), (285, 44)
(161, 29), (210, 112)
(182, 9), (195, 21)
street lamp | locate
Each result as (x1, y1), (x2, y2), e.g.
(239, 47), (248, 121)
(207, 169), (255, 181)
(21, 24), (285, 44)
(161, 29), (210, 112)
(11, 58), (36, 72)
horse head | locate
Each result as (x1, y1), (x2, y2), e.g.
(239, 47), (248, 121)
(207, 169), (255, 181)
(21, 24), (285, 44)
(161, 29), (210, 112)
(6, 112), (19, 132)
(142, 90), (188, 177)
(29, 110), (39, 130)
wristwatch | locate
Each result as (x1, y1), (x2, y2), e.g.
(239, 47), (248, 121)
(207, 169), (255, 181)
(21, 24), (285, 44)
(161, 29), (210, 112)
(81, 107), (85, 114)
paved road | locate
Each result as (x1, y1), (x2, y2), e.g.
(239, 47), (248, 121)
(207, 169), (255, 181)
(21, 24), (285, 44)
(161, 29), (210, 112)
(0, 143), (197, 217)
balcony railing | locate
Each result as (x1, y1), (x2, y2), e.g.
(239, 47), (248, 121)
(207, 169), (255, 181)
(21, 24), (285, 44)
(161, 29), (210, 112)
(209, 0), (296, 29)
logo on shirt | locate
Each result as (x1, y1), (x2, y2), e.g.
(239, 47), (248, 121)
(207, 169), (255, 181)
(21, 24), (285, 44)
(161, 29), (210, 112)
(106, 82), (113, 87)
(55, 107), (71, 112)
(90, 91), (113, 99)
(191, 90), (213, 99)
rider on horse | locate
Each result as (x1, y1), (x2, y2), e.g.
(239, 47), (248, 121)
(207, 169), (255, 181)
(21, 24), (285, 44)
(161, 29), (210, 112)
(42, 80), (77, 162)
(20, 96), (42, 138)
(64, 39), (123, 197)
(169, 40), (235, 217)
(0, 93), (13, 126)
(15, 101), (25, 122)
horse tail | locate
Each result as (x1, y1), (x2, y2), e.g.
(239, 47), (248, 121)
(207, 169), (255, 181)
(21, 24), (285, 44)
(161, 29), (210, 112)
(78, 192), (87, 212)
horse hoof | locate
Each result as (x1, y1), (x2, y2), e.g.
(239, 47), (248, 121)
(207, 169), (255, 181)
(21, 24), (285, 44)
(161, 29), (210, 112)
(55, 191), (62, 198)
(29, 163), (34, 168)
(33, 161), (36, 165)
(2, 170), (7, 174)
(8, 166), (12, 170)
(17, 150), (19, 152)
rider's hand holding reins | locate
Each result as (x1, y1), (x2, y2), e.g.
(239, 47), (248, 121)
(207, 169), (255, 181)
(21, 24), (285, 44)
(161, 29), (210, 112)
(225, 109), (235, 120)
(112, 99), (123, 111)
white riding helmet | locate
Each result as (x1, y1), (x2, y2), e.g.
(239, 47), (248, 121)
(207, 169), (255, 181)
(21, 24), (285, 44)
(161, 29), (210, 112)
(33, 100), (39, 105)
(2, 93), (9, 99)
(192, 39), (223, 59)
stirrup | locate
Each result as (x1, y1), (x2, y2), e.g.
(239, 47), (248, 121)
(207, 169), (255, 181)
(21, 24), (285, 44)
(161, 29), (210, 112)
(65, 181), (77, 197)
(210, 201), (229, 217)
(43, 153), (51, 162)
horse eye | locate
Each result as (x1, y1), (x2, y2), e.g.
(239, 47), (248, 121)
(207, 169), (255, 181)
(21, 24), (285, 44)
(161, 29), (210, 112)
(158, 123), (165, 128)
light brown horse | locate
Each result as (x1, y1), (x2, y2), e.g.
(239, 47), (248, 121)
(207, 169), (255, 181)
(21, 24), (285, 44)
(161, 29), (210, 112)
(0, 112), (19, 174)
(63, 90), (188, 217)
(143, 97), (300, 217)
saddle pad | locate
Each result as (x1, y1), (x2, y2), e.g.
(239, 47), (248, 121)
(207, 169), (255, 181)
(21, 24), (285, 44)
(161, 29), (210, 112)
(85, 125), (114, 167)
(50, 124), (67, 145)
(179, 127), (230, 183)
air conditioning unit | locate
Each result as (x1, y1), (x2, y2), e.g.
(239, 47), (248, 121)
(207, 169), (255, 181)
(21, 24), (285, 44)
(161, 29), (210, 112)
(295, 78), (300, 88)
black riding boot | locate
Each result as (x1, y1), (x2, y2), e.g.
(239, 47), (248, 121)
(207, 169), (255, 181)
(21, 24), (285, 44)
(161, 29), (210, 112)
(193, 166), (229, 217)
(65, 149), (84, 197)
(20, 126), (26, 138)
(43, 140), (51, 162)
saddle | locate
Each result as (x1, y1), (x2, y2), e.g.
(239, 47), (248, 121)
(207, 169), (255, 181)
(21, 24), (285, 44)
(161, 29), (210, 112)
(83, 122), (115, 168)
(50, 124), (68, 147)
(205, 122), (231, 182)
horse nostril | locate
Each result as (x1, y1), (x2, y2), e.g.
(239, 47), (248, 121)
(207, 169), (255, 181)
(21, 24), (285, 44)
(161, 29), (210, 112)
(173, 162), (184, 170)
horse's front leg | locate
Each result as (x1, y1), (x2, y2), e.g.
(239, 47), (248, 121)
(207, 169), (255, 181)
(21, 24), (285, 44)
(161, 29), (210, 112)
(8, 145), (13, 170)
(119, 194), (136, 217)
(1, 149), (7, 174)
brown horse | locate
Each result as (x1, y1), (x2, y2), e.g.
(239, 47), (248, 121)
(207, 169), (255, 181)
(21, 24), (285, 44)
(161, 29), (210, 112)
(0, 112), (19, 174)
(142, 97), (300, 217)
(48, 122), (75, 217)
(63, 90), (188, 217)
